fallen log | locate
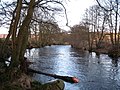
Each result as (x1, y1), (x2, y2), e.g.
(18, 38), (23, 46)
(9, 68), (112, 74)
(27, 68), (79, 83)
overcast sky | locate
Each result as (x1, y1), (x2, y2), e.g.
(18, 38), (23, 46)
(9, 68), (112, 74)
(0, 0), (96, 34)
(58, 0), (96, 31)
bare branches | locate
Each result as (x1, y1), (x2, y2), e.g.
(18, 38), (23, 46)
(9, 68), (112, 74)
(34, 0), (69, 27)
(0, 0), (68, 28)
(96, 0), (114, 11)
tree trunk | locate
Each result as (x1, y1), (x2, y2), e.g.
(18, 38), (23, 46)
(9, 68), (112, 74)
(96, 15), (106, 49)
(9, 0), (35, 80)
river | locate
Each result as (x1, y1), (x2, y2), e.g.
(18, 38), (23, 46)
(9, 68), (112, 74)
(25, 45), (120, 90)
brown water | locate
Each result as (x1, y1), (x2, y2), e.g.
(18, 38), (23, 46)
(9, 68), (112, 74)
(26, 45), (120, 90)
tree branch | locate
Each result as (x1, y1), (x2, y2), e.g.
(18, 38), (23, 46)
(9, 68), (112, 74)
(96, 0), (114, 11)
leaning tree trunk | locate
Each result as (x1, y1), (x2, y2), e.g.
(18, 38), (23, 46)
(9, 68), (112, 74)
(8, 0), (35, 80)
(0, 0), (22, 67)
(0, 0), (23, 81)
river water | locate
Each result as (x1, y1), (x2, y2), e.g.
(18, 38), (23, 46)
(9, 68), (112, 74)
(25, 45), (120, 90)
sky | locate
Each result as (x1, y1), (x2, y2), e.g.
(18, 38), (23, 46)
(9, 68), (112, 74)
(0, 0), (96, 34)
(58, 0), (96, 31)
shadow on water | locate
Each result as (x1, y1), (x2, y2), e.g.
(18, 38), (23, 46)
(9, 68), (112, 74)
(95, 52), (119, 67)
(111, 58), (118, 67)
(26, 45), (120, 90)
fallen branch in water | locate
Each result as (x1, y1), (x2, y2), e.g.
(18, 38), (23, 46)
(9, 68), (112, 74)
(27, 68), (79, 83)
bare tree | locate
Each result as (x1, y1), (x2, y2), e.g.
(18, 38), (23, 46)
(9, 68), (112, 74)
(96, 0), (120, 57)
(70, 24), (88, 49)
(0, 0), (67, 80)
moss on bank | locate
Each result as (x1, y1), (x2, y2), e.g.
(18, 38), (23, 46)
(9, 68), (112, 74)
(31, 81), (42, 90)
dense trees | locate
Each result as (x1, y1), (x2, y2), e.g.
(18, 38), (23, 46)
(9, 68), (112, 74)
(69, 24), (88, 49)
(95, 0), (120, 57)
(83, 4), (110, 51)
(69, 0), (120, 58)
(29, 21), (62, 47)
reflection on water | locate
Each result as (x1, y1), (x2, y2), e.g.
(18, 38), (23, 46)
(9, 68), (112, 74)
(26, 45), (120, 90)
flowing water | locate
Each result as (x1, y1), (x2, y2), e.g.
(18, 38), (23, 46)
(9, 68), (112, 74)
(25, 45), (120, 90)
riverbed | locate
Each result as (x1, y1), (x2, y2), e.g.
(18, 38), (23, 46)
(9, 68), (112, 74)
(25, 45), (120, 90)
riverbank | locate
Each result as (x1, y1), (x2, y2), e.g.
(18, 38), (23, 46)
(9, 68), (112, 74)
(71, 45), (120, 59)
(0, 72), (41, 90)
(1, 72), (65, 90)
